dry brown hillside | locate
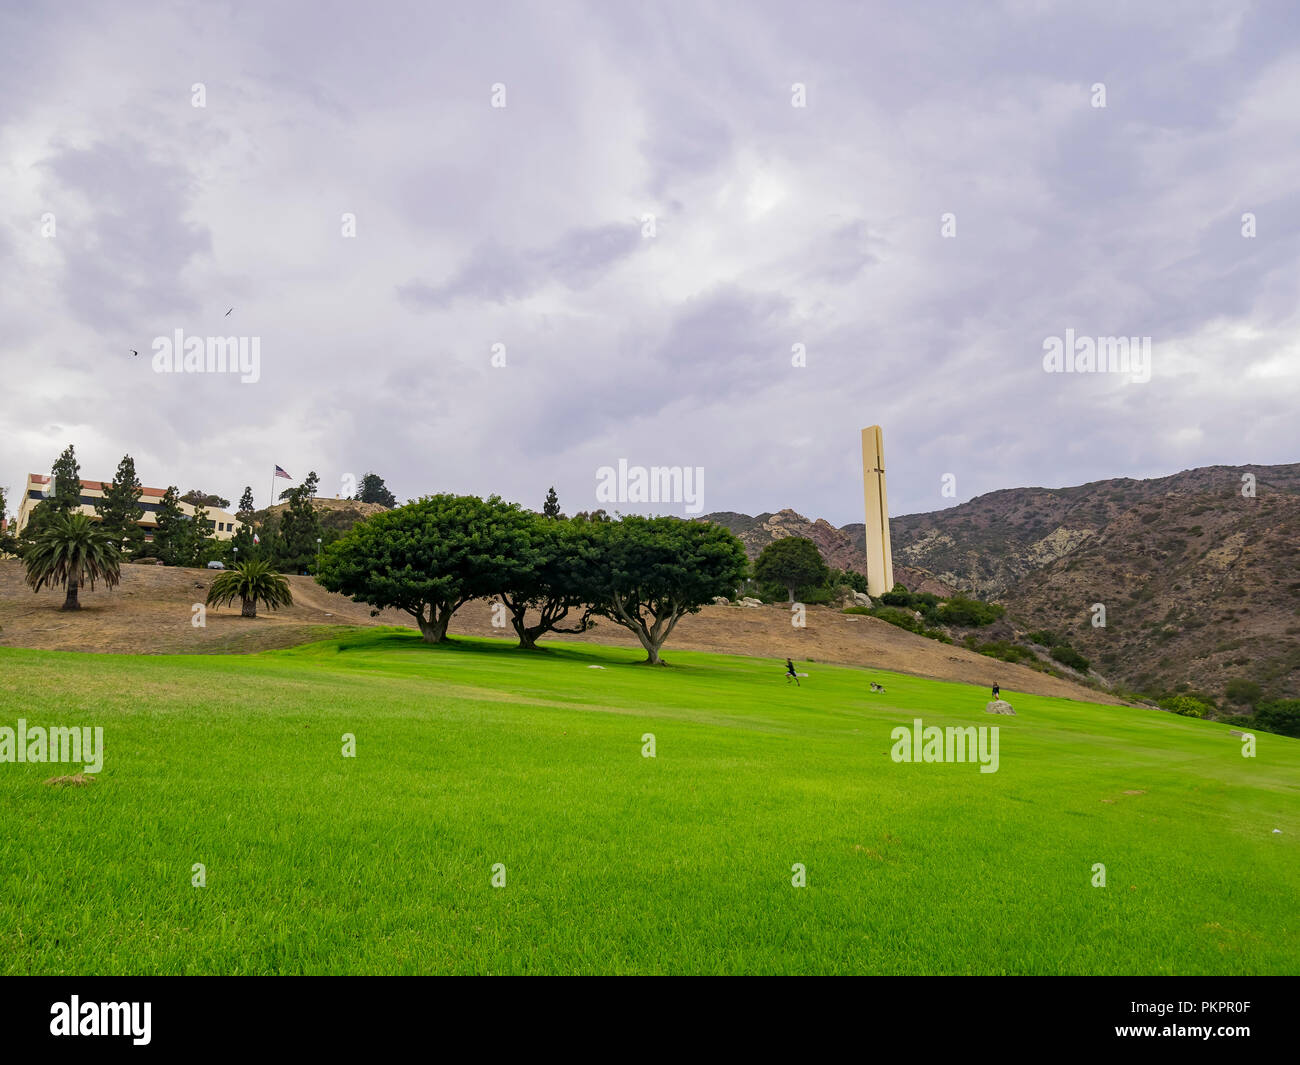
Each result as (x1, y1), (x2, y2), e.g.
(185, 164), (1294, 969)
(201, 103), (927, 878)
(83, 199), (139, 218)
(0, 559), (1121, 703)
(702, 461), (1300, 702)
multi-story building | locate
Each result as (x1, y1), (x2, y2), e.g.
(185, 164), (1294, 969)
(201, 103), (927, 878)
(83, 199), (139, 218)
(14, 474), (243, 541)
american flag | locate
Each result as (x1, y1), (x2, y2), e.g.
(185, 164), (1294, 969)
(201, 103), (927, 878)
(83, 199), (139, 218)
(274, 465), (292, 479)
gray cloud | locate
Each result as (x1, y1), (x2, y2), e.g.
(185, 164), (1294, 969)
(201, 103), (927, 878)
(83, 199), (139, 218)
(1, 0), (1298, 526)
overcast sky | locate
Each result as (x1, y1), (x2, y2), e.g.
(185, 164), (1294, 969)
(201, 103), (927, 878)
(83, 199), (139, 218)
(2, 0), (1297, 525)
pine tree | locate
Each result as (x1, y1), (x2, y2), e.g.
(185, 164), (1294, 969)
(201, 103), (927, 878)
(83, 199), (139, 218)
(543, 486), (561, 519)
(355, 472), (398, 508)
(188, 501), (214, 566)
(49, 444), (83, 515)
(152, 487), (188, 566)
(231, 486), (258, 561)
(19, 444), (82, 549)
(275, 472), (323, 572)
(95, 454), (145, 553)
(0, 486), (14, 555)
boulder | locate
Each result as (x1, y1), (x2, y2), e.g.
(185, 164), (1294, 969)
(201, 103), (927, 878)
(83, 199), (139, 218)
(711, 596), (730, 606)
(985, 700), (1016, 715)
(851, 591), (872, 606)
(740, 597), (764, 608)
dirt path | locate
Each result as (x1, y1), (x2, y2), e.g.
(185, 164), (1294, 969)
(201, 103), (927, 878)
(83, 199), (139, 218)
(0, 560), (1123, 703)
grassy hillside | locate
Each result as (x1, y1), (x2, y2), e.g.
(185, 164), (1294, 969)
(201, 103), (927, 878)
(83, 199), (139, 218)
(1, 632), (1295, 974)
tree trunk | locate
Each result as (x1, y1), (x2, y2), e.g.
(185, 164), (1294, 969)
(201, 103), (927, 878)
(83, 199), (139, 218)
(416, 605), (452, 643)
(506, 604), (538, 649)
(608, 593), (678, 665)
(512, 615), (538, 649)
(788, 586), (796, 603)
(62, 579), (80, 611)
(630, 616), (669, 665)
(241, 595), (256, 618)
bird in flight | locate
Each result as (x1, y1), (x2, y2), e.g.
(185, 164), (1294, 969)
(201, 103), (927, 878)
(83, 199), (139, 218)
(130, 350), (138, 356)
(225, 308), (233, 316)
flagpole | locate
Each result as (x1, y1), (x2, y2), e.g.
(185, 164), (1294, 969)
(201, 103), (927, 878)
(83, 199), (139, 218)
(269, 469), (276, 511)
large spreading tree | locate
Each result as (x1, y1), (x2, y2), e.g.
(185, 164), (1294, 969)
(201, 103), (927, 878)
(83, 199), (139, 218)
(496, 512), (602, 648)
(316, 494), (523, 643)
(753, 535), (829, 602)
(588, 516), (749, 665)
(180, 489), (231, 509)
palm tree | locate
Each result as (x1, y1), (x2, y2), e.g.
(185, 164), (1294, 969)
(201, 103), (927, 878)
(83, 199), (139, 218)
(23, 512), (122, 610)
(206, 559), (293, 618)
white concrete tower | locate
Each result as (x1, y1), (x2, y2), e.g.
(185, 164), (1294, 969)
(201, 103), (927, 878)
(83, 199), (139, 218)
(861, 425), (895, 598)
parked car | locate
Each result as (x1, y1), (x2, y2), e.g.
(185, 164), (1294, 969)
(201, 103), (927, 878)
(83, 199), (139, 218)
(206, 560), (226, 570)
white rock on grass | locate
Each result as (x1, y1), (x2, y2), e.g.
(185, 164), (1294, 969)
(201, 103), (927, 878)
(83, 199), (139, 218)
(985, 700), (1016, 715)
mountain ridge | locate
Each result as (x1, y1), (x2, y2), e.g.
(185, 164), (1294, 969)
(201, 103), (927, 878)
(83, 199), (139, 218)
(701, 461), (1300, 702)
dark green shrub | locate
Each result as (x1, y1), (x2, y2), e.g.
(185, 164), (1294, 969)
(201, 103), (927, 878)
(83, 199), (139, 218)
(1159, 695), (1212, 718)
(1254, 700), (1300, 738)
(831, 568), (869, 594)
(974, 640), (1036, 665)
(1225, 679), (1262, 707)
(937, 595), (1005, 627)
(871, 606), (924, 634)
(880, 584), (913, 607)
(1050, 644), (1090, 672)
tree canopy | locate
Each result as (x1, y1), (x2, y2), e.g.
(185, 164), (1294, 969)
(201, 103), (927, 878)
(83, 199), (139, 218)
(587, 516), (749, 664)
(316, 494), (525, 643)
(753, 536), (828, 603)
(23, 511), (121, 611)
(354, 472), (398, 508)
(95, 454), (145, 554)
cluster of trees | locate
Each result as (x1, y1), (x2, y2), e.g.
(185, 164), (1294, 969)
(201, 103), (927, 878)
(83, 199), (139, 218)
(16, 445), (227, 567)
(15, 445), (404, 576)
(315, 492), (748, 664)
(243, 471), (402, 573)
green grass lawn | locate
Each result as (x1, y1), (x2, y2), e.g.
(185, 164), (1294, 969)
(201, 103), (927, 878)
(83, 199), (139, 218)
(1, 629), (1296, 974)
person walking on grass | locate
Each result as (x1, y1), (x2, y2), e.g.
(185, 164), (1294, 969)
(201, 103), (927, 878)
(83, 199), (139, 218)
(992, 683), (1000, 700)
(786, 658), (800, 686)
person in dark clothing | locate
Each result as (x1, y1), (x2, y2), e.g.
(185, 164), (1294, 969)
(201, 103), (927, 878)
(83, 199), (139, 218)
(992, 683), (1000, 700)
(785, 658), (800, 685)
